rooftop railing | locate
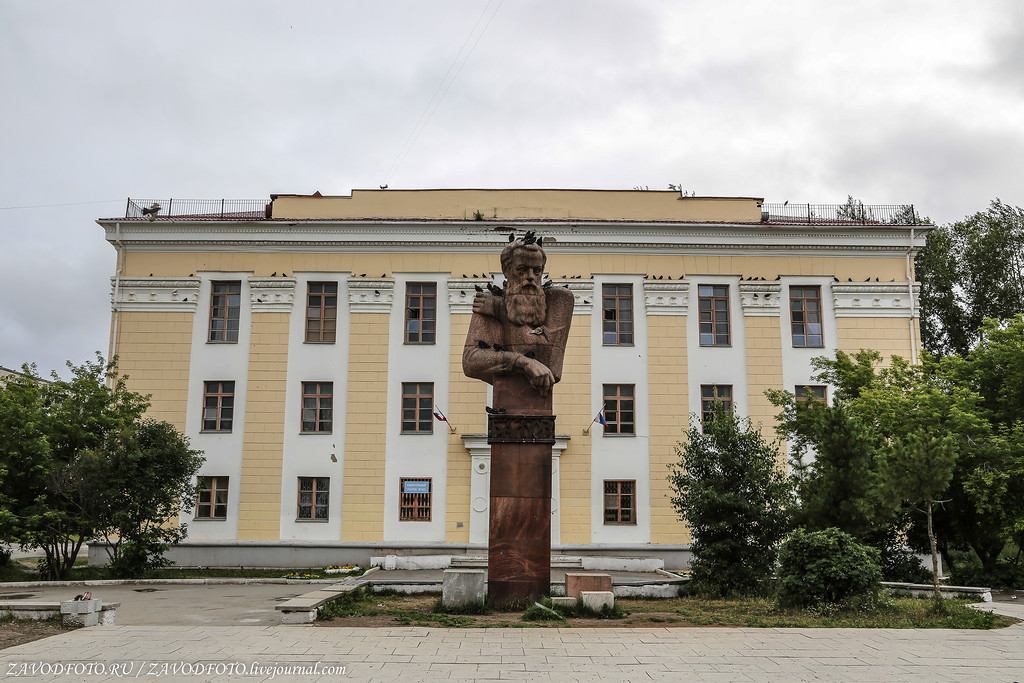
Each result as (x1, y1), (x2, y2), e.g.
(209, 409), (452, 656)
(124, 198), (271, 220)
(761, 203), (924, 225)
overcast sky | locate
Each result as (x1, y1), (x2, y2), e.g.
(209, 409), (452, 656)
(2, 1), (1022, 377)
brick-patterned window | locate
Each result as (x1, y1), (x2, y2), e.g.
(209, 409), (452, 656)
(305, 282), (338, 343)
(405, 283), (437, 344)
(698, 285), (730, 345)
(603, 480), (636, 524)
(195, 476), (228, 519)
(603, 384), (635, 435)
(297, 477), (330, 521)
(795, 385), (827, 403)
(399, 478), (431, 521)
(202, 381), (234, 432)
(790, 286), (823, 347)
(700, 384), (733, 430)
(209, 281), (241, 342)
(401, 382), (433, 433)
(301, 382), (332, 433)
(602, 284), (633, 344)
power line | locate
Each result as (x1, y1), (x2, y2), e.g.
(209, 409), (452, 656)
(381, 0), (504, 186)
(0, 199), (123, 211)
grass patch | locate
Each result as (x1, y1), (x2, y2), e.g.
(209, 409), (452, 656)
(621, 594), (1016, 629)
(522, 602), (565, 622)
(310, 590), (1016, 630)
(431, 598), (490, 615)
(542, 597), (626, 620)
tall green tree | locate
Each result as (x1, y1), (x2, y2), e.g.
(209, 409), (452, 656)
(772, 345), (1021, 581)
(0, 356), (202, 579)
(668, 407), (792, 597)
(917, 200), (1024, 356)
(881, 431), (957, 596)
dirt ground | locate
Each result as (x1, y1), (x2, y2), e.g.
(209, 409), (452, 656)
(0, 621), (77, 651)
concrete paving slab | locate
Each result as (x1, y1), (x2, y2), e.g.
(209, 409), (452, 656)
(4, 625), (1023, 682)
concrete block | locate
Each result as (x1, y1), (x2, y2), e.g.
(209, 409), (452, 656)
(64, 611), (100, 627)
(550, 596), (576, 609)
(582, 556), (664, 572)
(60, 599), (101, 615)
(565, 573), (612, 599)
(280, 609), (317, 624)
(580, 591), (614, 612)
(443, 569), (486, 608)
(98, 606), (118, 626)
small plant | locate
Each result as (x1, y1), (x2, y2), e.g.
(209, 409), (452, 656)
(522, 602), (564, 622)
(472, 210), (485, 221)
(776, 527), (882, 608)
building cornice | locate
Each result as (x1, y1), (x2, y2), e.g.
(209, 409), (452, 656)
(110, 277), (200, 312)
(248, 277), (296, 313)
(643, 281), (689, 316)
(348, 278), (395, 314)
(739, 282), (782, 317)
(100, 219), (929, 257)
(831, 282), (919, 318)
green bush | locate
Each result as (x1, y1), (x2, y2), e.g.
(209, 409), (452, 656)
(777, 527), (882, 608)
(950, 553), (1024, 589)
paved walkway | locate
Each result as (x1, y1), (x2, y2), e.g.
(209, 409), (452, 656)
(2, 575), (1022, 681)
(3, 622), (1023, 682)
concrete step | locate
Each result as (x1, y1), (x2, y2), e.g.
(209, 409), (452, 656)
(449, 555), (584, 569)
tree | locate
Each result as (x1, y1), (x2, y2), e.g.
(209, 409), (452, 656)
(80, 420), (203, 576)
(667, 406), (792, 597)
(0, 356), (203, 579)
(771, 346), (1021, 583)
(881, 431), (957, 596)
(917, 200), (1024, 357)
(766, 393), (890, 541)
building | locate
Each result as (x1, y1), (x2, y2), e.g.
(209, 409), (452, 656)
(97, 189), (929, 568)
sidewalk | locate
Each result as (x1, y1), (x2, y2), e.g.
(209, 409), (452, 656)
(2, 574), (1022, 681)
(2, 622), (1023, 682)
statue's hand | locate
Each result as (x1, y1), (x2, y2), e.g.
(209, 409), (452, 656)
(515, 355), (555, 396)
(472, 291), (501, 318)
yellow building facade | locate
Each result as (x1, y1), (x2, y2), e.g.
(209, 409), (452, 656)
(99, 190), (928, 567)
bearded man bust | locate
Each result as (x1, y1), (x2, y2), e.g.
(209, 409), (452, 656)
(462, 234), (574, 397)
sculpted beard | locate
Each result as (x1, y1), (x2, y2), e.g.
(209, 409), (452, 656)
(505, 281), (546, 327)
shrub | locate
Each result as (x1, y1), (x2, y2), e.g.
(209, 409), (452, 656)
(777, 527), (882, 608)
(668, 407), (792, 598)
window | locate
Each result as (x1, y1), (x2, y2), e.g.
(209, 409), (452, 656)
(602, 284), (633, 344)
(405, 283), (437, 344)
(603, 384), (635, 435)
(790, 286), (823, 347)
(698, 285), (730, 345)
(297, 477), (330, 521)
(401, 382), (433, 433)
(301, 382), (332, 433)
(202, 381), (234, 432)
(196, 476), (228, 519)
(305, 282), (338, 343)
(795, 385), (827, 402)
(603, 480), (636, 524)
(399, 478), (431, 521)
(209, 281), (241, 342)
(700, 384), (733, 429)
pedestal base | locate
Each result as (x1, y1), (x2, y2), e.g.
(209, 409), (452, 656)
(487, 375), (554, 603)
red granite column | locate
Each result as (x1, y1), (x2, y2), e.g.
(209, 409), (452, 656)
(487, 374), (554, 603)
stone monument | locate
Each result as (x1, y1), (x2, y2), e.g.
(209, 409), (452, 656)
(462, 231), (574, 602)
